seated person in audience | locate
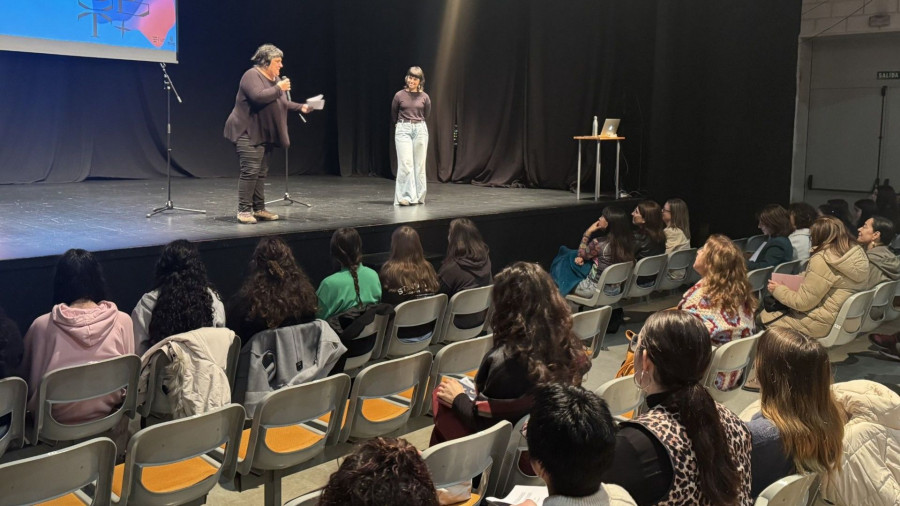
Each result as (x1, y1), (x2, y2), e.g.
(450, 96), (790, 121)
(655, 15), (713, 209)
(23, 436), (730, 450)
(854, 198), (877, 229)
(438, 218), (492, 329)
(819, 202), (858, 240)
(226, 237), (317, 345)
(678, 235), (755, 369)
(432, 262), (590, 444)
(316, 227), (381, 320)
(747, 204), (794, 270)
(19, 249), (134, 424)
(514, 384), (636, 506)
(602, 310), (752, 506)
(380, 226), (440, 341)
(132, 239), (226, 354)
(571, 207), (635, 298)
(662, 198), (691, 253)
(874, 183), (900, 231)
(318, 437), (439, 506)
(788, 202), (817, 262)
(761, 216), (868, 339)
(0, 305), (23, 380)
(828, 199), (858, 239)
(744, 328), (844, 498)
(631, 200), (666, 260)
(857, 216), (900, 289)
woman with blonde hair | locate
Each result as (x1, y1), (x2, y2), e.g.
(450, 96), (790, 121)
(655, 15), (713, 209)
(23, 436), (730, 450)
(678, 234), (755, 346)
(761, 216), (868, 338)
(746, 327), (844, 497)
(662, 198), (691, 253)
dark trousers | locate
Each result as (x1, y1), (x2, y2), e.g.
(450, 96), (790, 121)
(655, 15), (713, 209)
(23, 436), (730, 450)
(236, 134), (271, 212)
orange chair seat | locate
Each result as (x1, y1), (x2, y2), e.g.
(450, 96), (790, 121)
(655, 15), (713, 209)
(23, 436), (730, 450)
(464, 369), (477, 379)
(449, 493), (482, 506)
(112, 456), (218, 495)
(319, 387), (414, 426)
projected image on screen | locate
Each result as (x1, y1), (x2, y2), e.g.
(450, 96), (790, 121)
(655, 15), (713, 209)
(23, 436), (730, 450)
(0, 0), (178, 63)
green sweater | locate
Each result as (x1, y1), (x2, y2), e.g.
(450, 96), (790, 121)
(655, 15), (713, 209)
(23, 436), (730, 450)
(315, 266), (382, 320)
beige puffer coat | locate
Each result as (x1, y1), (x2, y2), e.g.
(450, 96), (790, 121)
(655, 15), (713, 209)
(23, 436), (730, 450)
(761, 246), (869, 338)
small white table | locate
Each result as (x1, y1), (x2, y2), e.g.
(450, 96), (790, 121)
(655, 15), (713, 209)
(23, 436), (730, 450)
(573, 135), (625, 201)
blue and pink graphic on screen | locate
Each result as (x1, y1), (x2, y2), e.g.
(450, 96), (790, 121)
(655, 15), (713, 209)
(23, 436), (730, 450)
(0, 0), (177, 50)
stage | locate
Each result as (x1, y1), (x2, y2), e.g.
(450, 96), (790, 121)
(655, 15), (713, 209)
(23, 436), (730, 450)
(0, 176), (632, 330)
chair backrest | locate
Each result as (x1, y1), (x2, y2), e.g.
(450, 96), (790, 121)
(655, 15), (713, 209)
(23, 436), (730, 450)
(343, 313), (390, 371)
(0, 437), (116, 506)
(435, 285), (493, 344)
(421, 420), (512, 501)
(819, 289), (876, 348)
(494, 415), (542, 497)
(624, 253), (669, 298)
(703, 333), (761, 404)
(657, 248), (698, 291)
(773, 259), (802, 275)
(746, 234), (767, 253)
(565, 261), (633, 308)
(116, 403), (245, 505)
(239, 374), (351, 475)
(754, 473), (819, 506)
(344, 351), (432, 441)
(380, 294), (447, 359)
(33, 354), (141, 444)
(285, 489), (322, 506)
(748, 266), (775, 300)
(732, 237), (749, 252)
(860, 280), (900, 333)
(572, 306), (613, 358)
(425, 334), (494, 415)
(594, 376), (644, 422)
(0, 377), (26, 458)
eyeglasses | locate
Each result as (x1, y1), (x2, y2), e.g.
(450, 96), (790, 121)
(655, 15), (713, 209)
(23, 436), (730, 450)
(662, 208), (672, 213)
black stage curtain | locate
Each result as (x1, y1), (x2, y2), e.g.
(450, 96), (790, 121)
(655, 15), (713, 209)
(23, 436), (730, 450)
(0, 0), (800, 232)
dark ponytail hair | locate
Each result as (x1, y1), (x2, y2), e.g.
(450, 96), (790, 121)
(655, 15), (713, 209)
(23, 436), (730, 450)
(639, 310), (742, 505)
(331, 228), (364, 306)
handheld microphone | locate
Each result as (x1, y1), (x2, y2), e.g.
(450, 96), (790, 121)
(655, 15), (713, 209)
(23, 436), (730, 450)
(281, 76), (306, 123)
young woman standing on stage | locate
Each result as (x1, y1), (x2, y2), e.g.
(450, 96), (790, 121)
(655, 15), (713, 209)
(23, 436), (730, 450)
(224, 44), (313, 224)
(391, 67), (431, 206)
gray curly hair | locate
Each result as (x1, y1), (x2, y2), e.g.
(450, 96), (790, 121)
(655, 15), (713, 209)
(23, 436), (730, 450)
(251, 44), (283, 67)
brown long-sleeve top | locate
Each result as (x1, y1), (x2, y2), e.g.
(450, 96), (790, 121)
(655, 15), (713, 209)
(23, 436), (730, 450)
(224, 68), (305, 148)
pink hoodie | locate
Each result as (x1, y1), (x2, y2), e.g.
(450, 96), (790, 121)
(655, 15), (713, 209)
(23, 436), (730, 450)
(21, 301), (135, 424)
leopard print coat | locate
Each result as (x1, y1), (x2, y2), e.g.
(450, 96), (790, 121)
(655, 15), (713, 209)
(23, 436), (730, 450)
(623, 402), (753, 506)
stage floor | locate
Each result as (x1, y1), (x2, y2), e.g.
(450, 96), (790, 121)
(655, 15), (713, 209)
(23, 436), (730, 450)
(0, 176), (612, 261)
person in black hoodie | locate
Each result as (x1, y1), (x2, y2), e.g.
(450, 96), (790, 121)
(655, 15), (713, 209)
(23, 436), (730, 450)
(438, 218), (492, 329)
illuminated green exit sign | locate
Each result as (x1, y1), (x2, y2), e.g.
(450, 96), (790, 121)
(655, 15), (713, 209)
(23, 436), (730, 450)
(877, 71), (900, 80)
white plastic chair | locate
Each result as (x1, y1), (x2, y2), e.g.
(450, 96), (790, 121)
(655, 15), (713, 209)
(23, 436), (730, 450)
(0, 437), (116, 505)
(657, 248), (698, 292)
(339, 351), (432, 442)
(112, 403), (245, 505)
(748, 266), (775, 301)
(819, 289), (875, 348)
(886, 280), (900, 321)
(285, 490), (322, 506)
(773, 259), (802, 276)
(572, 306), (612, 358)
(421, 420), (513, 502)
(594, 376), (644, 422)
(343, 313), (390, 372)
(433, 285), (492, 344)
(31, 354), (140, 445)
(754, 473), (819, 506)
(232, 374), (351, 506)
(565, 261), (633, 309)
(379, 294), (447, 359)
(702, 333), (762, 404)
(732, 237), (749, 252)
(494, 415), (542, 497)
(746, 234), (767, 254)
(623, 253), (668, 301)
(424, 334), (493, 416)
(0, 377), (26, 458)
(860, 280), (899, 333)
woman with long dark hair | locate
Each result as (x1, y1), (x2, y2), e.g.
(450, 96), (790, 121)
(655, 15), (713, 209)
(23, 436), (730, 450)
(316, 228), (381, 320)
(380, 226), (439, 305)
(20, 249), (134, 424)
(392, 66), (431, 206)
(438, 218), (492, 297)
(226, 237), (318, 345)
(631, 200), (666, 259)
(132, 239), (225, 354)
(746, 327), (844, 497)
(432, 262), (590, 443)
(603, 310), (752, 505)
(571, 206), (635, 298)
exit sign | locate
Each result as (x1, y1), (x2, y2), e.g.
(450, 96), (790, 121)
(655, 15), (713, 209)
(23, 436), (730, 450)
(877, 71), (900, 80)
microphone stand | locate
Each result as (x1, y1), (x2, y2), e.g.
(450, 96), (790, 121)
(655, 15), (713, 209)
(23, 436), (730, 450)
(147, 63), (206, 218)
(266, 86), (311, 207)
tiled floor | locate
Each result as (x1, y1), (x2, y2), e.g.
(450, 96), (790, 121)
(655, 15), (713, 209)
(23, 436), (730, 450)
(207, 292), (900, 504)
